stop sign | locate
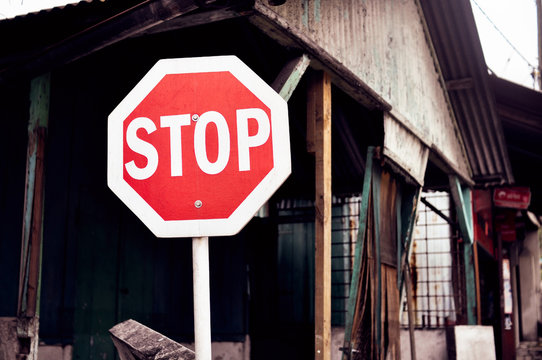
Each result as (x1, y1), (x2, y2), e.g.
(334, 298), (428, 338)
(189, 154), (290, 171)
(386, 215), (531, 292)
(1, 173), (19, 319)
(108, 56), (291, 238)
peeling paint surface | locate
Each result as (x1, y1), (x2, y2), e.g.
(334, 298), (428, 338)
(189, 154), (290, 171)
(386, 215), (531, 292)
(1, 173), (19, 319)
(257, 0), (470, 179)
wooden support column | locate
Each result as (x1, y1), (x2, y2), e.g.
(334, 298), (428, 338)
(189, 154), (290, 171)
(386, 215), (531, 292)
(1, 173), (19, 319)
(308, 71), (332, 360)
(449, 175), (477, 325)
(17, 73), (50, 360)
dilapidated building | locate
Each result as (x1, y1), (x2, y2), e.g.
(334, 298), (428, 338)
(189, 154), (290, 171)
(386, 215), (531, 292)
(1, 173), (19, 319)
(0, 1), (539, 359)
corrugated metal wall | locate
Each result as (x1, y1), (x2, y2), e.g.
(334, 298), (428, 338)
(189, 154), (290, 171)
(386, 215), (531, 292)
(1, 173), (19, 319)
(257, 0), (471, 180)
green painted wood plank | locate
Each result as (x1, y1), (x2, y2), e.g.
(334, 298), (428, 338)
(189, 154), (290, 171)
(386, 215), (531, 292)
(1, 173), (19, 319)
(449, 175), (476, 325)
(398, 188), (421, 296)
(449, 175), (473, 244)
(342, 146), (374, 359)
(19, 73), (50, 318)
(272, 54), (311, 102)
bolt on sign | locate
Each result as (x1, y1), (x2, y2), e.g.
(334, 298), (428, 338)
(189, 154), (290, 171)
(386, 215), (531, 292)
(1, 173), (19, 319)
(108, 56), (291, 238)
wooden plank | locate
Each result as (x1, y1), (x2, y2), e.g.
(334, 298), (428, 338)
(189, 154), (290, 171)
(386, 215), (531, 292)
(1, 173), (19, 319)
(342, 147), (374, 359)
(110, 319), (195, 360)
(398, 188), (421, 295)
(385, 265), (400, 360)
(134, 8), (248, 38)
(25, 126), (46, 318)
(372, 164), (382, 354)
(405, 264), (417, 360)
(14, 73), (50, 360)
(449, 175), (477, 325)
(449, 175), (473, 244)
(397, 187), (421, 359)
(308, 71), (332, 360)
(18, 73), (50, 319)
(271, 54), (311, 101)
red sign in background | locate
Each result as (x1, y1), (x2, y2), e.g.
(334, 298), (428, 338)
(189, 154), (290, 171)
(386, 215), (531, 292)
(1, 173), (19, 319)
(493, 187), (531, 209)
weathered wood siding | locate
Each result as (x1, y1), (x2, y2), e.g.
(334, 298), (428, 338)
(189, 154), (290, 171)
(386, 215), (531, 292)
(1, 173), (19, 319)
(384, 113), (429, 184)
(255, 0), (471, 180)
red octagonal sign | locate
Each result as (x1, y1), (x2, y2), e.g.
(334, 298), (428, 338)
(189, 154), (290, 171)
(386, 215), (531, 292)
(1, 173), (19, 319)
(108, 56), (291, 238)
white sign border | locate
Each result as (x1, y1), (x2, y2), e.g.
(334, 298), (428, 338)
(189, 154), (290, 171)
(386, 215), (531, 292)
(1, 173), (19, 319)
(108, 55), (291, 238)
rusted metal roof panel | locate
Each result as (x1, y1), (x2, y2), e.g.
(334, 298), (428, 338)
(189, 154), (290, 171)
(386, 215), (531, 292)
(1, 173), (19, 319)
(419, 0), (514, 185)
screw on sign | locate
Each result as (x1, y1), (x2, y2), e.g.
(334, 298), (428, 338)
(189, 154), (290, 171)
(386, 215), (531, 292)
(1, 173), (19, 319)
(108, 56), (291, 238)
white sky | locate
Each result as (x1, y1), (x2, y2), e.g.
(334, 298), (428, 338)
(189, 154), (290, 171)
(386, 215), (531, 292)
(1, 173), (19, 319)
(471, 0), (539, 89)
(0, 0), (539, 90)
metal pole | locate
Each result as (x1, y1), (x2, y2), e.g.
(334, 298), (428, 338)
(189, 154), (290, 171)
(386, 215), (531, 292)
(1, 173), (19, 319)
(192, 236), (212, 360)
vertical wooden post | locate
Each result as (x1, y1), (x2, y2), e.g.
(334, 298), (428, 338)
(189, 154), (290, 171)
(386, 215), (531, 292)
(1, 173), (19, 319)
(342, 147), (374, 360)
(308, 71), (332, 360)
(17, 73), (50, 360)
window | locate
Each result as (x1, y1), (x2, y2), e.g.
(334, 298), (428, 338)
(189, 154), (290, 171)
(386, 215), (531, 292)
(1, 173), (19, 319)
(401, 191), (461, 328)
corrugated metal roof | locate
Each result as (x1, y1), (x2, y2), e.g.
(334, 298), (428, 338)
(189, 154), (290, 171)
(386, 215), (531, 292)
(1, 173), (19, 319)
(419, 0), (514, 185)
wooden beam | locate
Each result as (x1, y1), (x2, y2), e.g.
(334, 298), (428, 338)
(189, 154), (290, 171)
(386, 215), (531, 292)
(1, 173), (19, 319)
(133, 8), (248, 38)
(18, 73), (50, 318)
(371, 166), (382, 354)
(271, 54), (311, 101)
(16, 73), (50, 360)
(308, 71), (332, 360)
(449, 175), (473, 244)
(110, 319), (195, 360)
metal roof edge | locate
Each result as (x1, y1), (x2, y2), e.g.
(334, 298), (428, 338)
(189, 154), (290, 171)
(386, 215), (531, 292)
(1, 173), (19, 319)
(418, 0), (514, 186)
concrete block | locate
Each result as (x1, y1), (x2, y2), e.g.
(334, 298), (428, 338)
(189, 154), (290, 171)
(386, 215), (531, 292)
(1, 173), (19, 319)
(0, 318), (18, 360)
(109, 319), (195, 360)
(450, 325), (496, 360)
(400, 329), (448, 360)
(38, 345), (72, 360)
